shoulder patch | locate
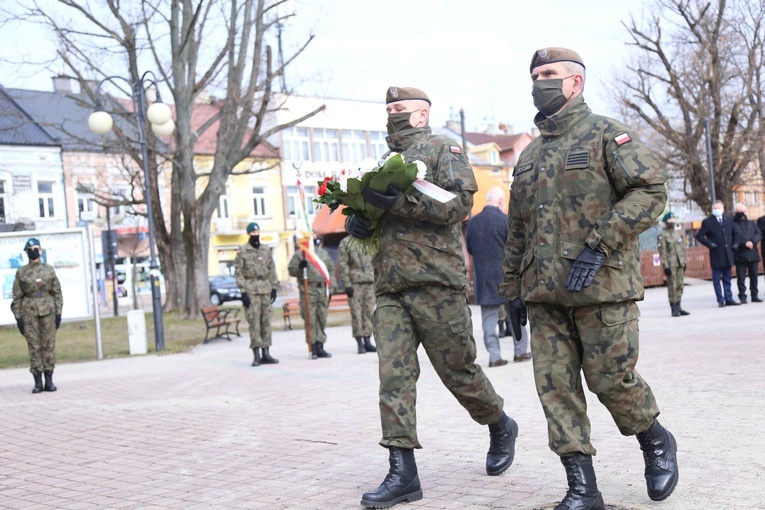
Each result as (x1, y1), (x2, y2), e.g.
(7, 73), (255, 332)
(449, 145), (462, 154)
(614, 132), (631, 146)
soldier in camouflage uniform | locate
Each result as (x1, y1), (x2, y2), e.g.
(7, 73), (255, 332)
(346, 86), (518, 509)
(336, 234), (376, 354)
(234, 222), (279, 367)
(11, 238), (63, 394)
(287, 234), (336, 359)
(499, 48), (679, 509)
(657, 212), (690, 317)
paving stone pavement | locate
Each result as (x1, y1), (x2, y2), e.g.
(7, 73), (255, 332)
(1, 278), (763, 510)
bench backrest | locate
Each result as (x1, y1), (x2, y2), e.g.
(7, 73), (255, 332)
(201, 306), (221, 322)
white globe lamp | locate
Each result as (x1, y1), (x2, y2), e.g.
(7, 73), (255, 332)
(88, 111), (114, 135)
(151, 119), (175, 136)
(146, 102), (171, 125)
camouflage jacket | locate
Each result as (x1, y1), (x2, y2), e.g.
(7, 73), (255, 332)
(499, 96), (667, 307)
(11, 259), (63, 318)
(337, 235), (375, 285)
(374, 126), (476, 296)
(234, 243), (278, 295)
(288, 246), (337, 292)
(657, 228), (687, 269)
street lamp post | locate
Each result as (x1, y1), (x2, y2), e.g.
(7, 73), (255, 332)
(88, 71), (174, 351)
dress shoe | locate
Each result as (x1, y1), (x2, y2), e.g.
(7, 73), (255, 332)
(752, 296), (763, 303)
(718, 302), (725, 308)
(725, 300), (740, 306)
(739, 297), (748, 304)
(489, 359), (508, 367)
(513, 353), (532, 362)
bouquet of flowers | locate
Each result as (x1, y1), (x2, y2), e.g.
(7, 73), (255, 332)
(314, 153), (454, 253)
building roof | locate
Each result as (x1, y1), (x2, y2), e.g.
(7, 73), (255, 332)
(190, 102), (279, 158)
(432, 126), (496, 166)
(464, 132), (527, 152)
(0, 86), (59, 146)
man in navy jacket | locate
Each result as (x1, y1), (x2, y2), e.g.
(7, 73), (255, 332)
(695, 200), (739, 307)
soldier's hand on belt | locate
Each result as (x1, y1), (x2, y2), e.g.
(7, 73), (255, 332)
(346, 287), (354, 298)
(565, 245), (607, 293)
(55, 314), (61, 329)
(507, 298), (527, 341)
(16, 318), (24, 335)
(664, 267), (672, 276)
(346, 215), (373, 239)
(270, 289), (277, 304)
(362, 184), (401, 210)
(241, 293), (251, 309)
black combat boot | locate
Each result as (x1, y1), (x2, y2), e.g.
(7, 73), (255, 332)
(676, 301), (690, 315)
(356, 336), (366, 354)
(670, 302), (681, 317)
(364, 336), (377, 352)
(261, 348), (279, 364)
(498, 320), (507, 338)
(636, 420), (679, 501)
(43, 371), (57, 392)
(554, 453), (605, 510)
(316, 342), (332, 358)
(32, 372), (43, 394)
(311, 343), (319, 360)
(486, 412), (518, 476)
(360, 447), (422, 508)
(251, 348), (261, 367)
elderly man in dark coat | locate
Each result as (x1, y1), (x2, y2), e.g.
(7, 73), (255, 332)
(696, 200), (738, 307)
(731, 203), (762, 303)
(467, 186), (530, 366)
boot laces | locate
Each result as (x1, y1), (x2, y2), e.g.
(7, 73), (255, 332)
(637, 429), (663, 467)
(381, 451), (402, 486)
(488, 422), (505, 453)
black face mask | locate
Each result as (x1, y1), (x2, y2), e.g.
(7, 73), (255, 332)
(734, 212), (746, 221)
(532, 77), (573, 117)
(26, 249), (40, 260)
(249, 235), (260, 248)
(387, 112), (413, 135)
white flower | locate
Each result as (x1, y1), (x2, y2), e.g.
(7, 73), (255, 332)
(414, 160), (427, 180)
(339, 174), (349, 192)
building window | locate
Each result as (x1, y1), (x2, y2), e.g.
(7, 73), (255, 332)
(283, 127), (310, 162)
(110, 186), (132, 216)
(37, 181), (56, 218)
(0, 180), (5, 223)
(216, 188), (230, 219)
(313, 128), (339, 162)
(287, 185), (317, 218)
(77, 192), (98, 220)
(489, 151), (499, 165)
(370, 131), (388, 160)
(253, 186), (268, 217)
(342, 130), (367, 162)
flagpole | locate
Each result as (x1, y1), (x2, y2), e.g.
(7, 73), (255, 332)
(296, 170), (314, 358)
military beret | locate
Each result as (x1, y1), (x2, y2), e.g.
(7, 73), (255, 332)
(246, 222), (260, 233)
(386, 86), (431, 105)
(529, 47), (586, 73)
(24, 238), (41, 250)
(662, 212), (676, 222)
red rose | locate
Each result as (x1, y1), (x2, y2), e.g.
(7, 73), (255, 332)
(318, 182), (328, 196)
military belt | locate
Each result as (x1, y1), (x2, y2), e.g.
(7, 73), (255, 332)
(315, 283), (324, 288)
(28, 292), (44, 298)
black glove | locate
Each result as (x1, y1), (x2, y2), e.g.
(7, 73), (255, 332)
(346, 287), (354, 299)
(663, 267), (672, 276)
(565, 245), (607, 293)
(241, 293), (251, 309)
(55, 314), (61, 329)
(16, 318), (24, 335)
(270, 289), (277, 304)
(362, 184), (401, 210)
(346, 215), (373, 239)
(298, 259), (308, 270)
(507, 298), (527, 342)
(682, 265), (686, 271)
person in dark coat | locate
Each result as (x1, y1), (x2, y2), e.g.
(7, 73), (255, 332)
(695, 200), (739, 307)
(466, 186), (530, 367)
(757, 214), (765, 269)
(731, 203), (762, 303)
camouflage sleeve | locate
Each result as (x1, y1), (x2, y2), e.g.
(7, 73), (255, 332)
(498, 184), (526, 300)
(585, 127), (668, 254)
(657, 235), (668, 269)
(321, 250), (337, 293)
(268, 249), (278, 288)
(50, 269), (63, 315)
(389, 143), (475, 225)
(10, 270), (23, 319)
(233, 252), (247, 291)
(287, 251), (302, 278)
(337, 238), (351, 286)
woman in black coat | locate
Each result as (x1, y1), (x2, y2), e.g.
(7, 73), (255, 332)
(731, 204), (762, 303)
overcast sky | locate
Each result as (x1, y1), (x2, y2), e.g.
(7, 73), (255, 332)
(1, 0), (651, 134)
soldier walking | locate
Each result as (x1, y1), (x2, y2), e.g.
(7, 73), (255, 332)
(234, 222), (279, 367)
(346, 86), (518, 509)
(287, 234), (336, 359)
(657, 212), (690, 316)
(11, 238), (63, 394)
(501, 48), (679, 509)
(336, 234), (376, 354)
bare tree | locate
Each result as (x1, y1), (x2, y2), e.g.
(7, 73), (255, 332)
(616, 0), (765, 213)
(4, 0), (325, 318)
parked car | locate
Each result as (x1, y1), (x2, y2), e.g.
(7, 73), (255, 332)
(209, 275), (242, 305)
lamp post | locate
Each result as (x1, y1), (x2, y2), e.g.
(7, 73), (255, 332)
(88, 71), (173, 351)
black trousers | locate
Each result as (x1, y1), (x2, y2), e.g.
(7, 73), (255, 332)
(735, 260), (760, 300)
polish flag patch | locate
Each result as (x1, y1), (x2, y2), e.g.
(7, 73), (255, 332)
(450, 145), (462, 154)
(614, 132), (632, 146)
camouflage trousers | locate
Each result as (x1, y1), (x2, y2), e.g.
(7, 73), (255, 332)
(24, 313), (57, 374)
(374, 285), (504, 449)
(298, 284), (329, 344)
(245, 293), (273, 349)
(527, 301), (660, 456)
(666, 265), (685, 303)
(349, 282), (374, 337)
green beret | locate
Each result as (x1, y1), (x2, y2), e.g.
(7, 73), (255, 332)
(386, 86), (431, 105)
(246, 222), (260, 233)
(529, 47), (586, 73)
(662, 212), (676, 222)
(24, 238), (41, 250)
